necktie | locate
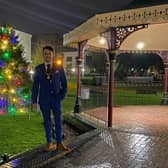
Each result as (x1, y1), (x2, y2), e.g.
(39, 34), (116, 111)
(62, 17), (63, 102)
(46, 64), (50, 73)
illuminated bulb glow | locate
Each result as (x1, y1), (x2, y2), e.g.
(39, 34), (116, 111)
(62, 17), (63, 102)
(136, 42), (145, 50)
(99, 37), (106, 45)
(2, 88), (7, 93)
(1, 45), (7, 50)
(10, 89), (15, 94)
(56, 60), (62, 65)
(18, 108), (25, 113)
(71, 68), (75, 72)
(2, 40), (8, 45)
(29, 70), (34, 74)
(7, 75), (12, 80)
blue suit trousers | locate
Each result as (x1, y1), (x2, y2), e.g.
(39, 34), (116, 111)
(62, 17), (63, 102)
(40, 96), (62, 144)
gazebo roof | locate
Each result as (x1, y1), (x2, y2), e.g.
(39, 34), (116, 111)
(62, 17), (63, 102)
(63, 4), (168, 50)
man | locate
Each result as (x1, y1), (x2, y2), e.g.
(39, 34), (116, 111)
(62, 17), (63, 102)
(32, 46), (69, 152)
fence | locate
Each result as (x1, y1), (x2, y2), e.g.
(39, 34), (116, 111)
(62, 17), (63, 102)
(80, 82), (163, 112)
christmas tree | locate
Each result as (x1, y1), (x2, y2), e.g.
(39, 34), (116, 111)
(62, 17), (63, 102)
(0, 26), (32, 115)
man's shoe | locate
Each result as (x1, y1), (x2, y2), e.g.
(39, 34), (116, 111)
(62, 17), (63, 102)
(44, 143), (57, 152)
(57, 143), (70, 151)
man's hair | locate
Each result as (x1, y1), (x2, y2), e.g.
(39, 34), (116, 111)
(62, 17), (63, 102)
(43, 46), (54, 52)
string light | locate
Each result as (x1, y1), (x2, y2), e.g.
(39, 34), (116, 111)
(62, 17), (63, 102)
(5, 69), (11, 74)
(11, 36), (18, 45)
(18, 108), (25, 113)
(1, 27), (9, 35)
(0, 60), (5, 67)
(10, 88), (16, 94)
(16, 80), (22, 86)
(0, 26), (30, 115)
(0, 74), (4, 81)
(2, 88), (7, 93)
(2, 51), (12, 60)
(12, 98), (17, 103)
(8, 105), (16, 115)
(1, 45), (7, 50)
(23, 94), (29, 100)
(2, 40), (8, 45)
(7, 74), (12, 80)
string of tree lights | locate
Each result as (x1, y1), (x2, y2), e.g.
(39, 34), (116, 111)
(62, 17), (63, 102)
(0, 26), (32, 115)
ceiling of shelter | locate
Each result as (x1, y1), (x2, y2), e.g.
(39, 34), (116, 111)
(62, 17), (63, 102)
(0, 0), (167, 35)
(87, 23), (168, 51)
(120, 23), (168, 51)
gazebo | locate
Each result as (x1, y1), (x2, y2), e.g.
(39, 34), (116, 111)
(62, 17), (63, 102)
(63, 4), (168, 127)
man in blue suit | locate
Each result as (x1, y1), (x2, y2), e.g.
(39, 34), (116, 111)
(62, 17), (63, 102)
(32, 46), (69, 152)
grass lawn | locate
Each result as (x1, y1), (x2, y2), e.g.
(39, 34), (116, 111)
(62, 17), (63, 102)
(0, 113), (45, 156)
(0, 80), (90, 156)
(0, 80), (77, 156)
(113, 87), (163, 105)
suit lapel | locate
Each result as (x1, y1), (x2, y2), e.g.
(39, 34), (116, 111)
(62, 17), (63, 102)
(41, 64), (46, 74)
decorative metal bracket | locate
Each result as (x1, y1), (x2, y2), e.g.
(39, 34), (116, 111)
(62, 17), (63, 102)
(156, 51), (168, 64)
(101, 24), (148, 50)
(116, 24), (148, 49)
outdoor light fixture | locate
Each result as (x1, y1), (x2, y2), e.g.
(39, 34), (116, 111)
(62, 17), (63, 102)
(136, 42), (145, 50)
(99, 37), (106, 45)
(29, 69), (34, 75)
(53, 57), (63, 68)
(82, 68), (85, 72)
(71, 68), (75, 72)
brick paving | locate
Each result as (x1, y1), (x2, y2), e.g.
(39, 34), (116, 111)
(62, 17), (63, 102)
(79, 105), (168, 135)
(48, 128), (168, 168)
(48, 105), (168, 168)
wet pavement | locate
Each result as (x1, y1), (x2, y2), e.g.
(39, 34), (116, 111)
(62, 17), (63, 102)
(47, 128), (168, 168)
(48, 105), (168, 168)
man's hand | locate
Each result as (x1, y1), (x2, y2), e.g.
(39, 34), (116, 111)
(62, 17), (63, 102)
(32, 103), (38, 112)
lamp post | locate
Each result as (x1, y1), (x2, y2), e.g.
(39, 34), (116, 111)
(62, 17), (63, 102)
(74, 56), (83, 113)
(74, 41), (87, 113)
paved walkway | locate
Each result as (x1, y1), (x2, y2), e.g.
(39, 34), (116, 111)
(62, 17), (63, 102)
(48, 105), (168, 168)
(48, 128), (168, 168)
(78, 105), (168, 135)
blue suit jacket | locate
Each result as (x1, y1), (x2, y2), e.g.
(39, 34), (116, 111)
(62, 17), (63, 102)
(31, 64), (67, 105)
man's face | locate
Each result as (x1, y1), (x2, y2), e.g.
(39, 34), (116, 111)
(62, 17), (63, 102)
(43, 49), (53, 63)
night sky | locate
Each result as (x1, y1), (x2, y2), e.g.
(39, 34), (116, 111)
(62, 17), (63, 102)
(0, 0), (133, 35)
(0, 0), (167, 35)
